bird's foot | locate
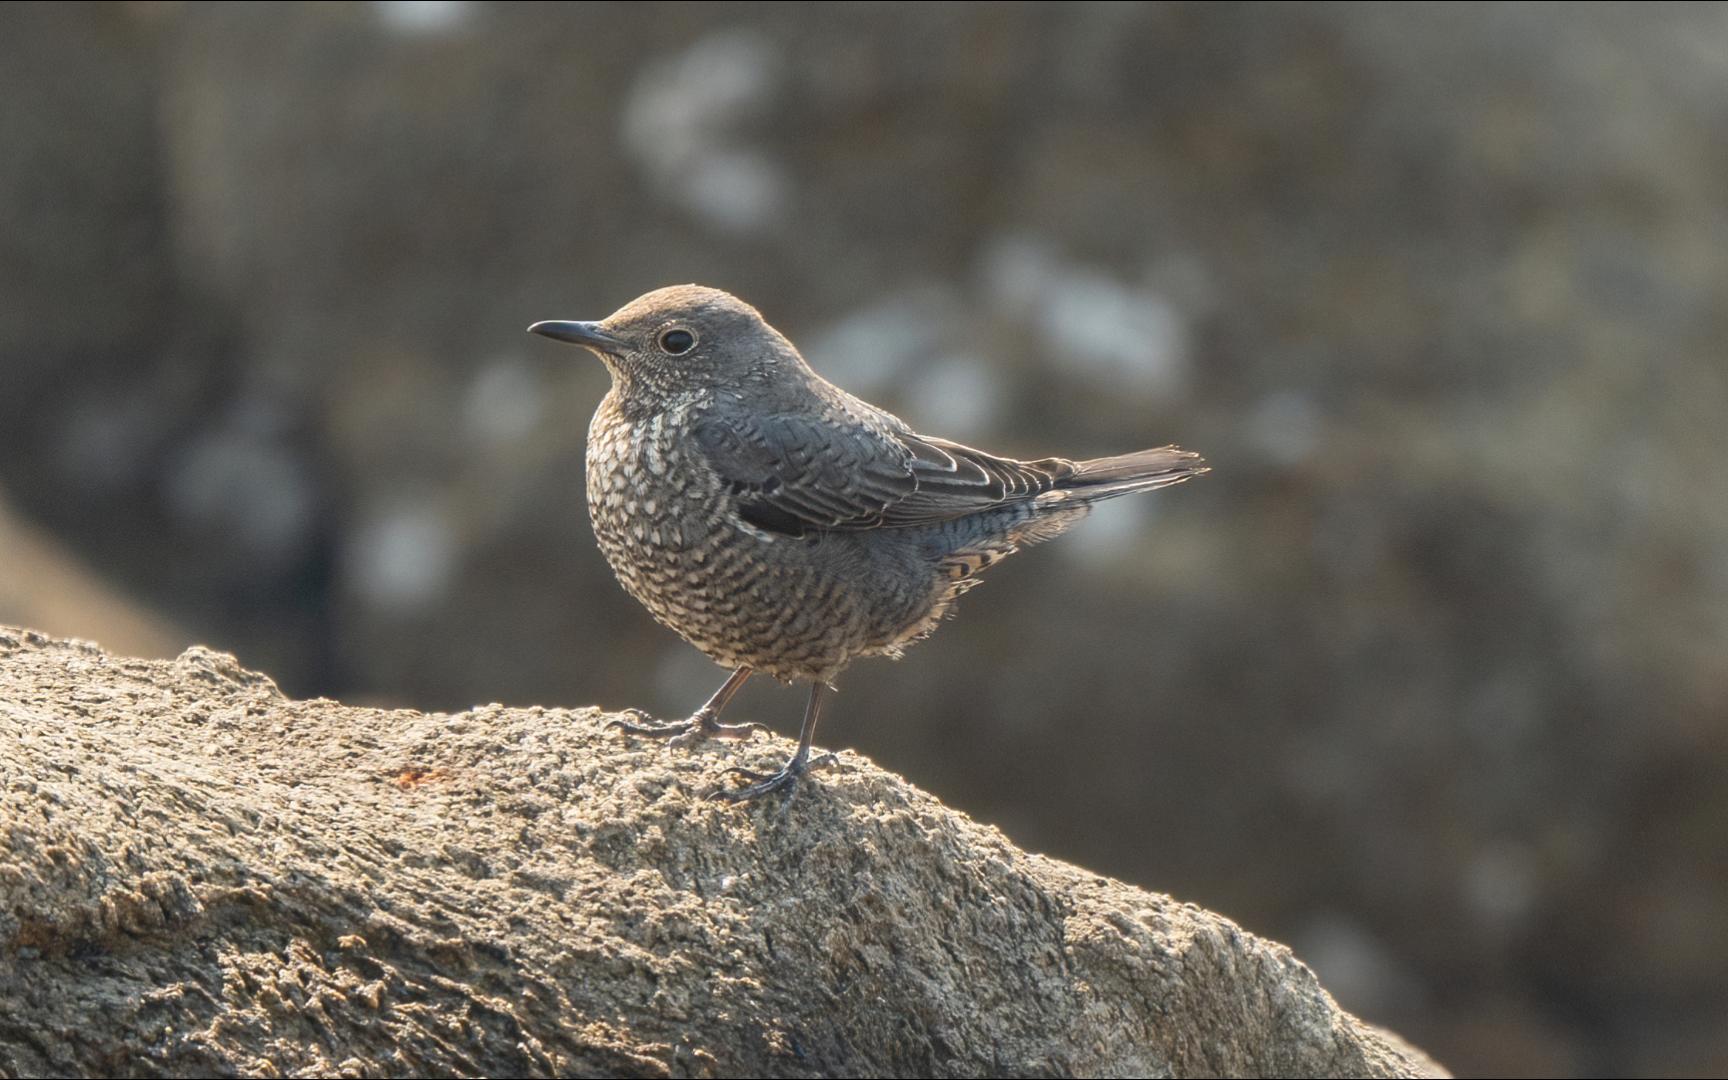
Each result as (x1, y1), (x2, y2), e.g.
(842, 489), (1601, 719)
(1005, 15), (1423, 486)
(606, 708), (766, 749)
(710, 751), (838, 803)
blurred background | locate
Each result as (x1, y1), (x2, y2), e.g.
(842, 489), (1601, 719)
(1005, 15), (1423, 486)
(4, 3), (1725, 1075)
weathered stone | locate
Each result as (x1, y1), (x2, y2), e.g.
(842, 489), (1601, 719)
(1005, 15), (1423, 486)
(0, 628), (1443, 1078)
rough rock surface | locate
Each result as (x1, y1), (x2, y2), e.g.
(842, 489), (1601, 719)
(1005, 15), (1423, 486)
(0, 628), (1444, 1078)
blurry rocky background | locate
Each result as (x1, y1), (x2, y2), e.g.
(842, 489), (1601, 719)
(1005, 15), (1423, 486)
(2, 4), (1723, 1076)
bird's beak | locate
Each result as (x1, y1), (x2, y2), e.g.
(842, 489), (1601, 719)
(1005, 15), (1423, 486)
(527, 320), (625, 355)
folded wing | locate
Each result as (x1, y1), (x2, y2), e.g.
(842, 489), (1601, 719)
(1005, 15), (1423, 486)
(692, 412), (1077, 537)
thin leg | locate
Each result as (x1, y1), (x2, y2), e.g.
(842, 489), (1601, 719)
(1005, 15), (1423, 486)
(607, 666), (765, 747)
(711, 682), (838, 802)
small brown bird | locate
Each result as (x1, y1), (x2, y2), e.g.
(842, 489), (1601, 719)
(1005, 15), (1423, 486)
(530, 286), (1205, 801)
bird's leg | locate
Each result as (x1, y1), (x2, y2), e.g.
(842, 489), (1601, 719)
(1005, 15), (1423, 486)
(606, 666), (765, 747)
(712, 682), (837, 802)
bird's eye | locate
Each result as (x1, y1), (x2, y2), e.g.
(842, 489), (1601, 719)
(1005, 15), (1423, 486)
(658, 328), (697, 355)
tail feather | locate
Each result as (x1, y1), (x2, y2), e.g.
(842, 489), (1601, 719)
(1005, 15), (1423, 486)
(932, 443), (1206, 616)
(1062, 445), (1208, 501)
(1002, 444), (1205, 548)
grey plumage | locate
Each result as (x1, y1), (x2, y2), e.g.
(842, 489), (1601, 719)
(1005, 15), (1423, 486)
(529, 285), (1206, 800)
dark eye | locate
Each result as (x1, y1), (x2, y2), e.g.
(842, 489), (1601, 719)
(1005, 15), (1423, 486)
(659, 328), (696, 355)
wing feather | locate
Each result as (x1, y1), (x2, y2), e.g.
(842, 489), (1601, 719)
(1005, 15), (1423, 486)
(692, 411), (1073, 536)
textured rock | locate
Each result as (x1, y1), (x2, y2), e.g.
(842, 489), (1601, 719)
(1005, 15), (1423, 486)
(0, 628), (1444, 1078)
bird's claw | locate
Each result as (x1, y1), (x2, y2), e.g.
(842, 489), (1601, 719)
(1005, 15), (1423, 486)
(604, 707), (656, 730)
(709, 752), (838, 803)
(606, 709), (766, 746)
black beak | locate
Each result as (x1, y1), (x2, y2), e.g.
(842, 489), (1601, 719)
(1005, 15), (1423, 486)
(527, 320), (625, 354)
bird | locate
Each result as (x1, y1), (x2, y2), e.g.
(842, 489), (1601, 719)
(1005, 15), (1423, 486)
(529, 285), (1205, 802)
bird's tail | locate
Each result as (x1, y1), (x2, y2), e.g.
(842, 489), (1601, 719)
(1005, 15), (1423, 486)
(1059, 445), (1208, 502)
(931, 444), (1207, 606)
(996, 444), (1205, 547)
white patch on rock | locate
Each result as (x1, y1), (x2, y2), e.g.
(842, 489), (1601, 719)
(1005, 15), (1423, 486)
(804, 286), (957, 396)
(904, 354), (1003, 442)
(346, 498), (458, 612)
(165, 409), (317, 571)
(371, 1), (473, 34)
(978, 235), (1190, 399)
(1038, 268), (1187, 397)
(622, 29), (788, 234)
(1060, 497), (1152, 563)
(680, 149), (784, 235)
(1293, 914), (1429, 1015)
(462, 358), (544, 446)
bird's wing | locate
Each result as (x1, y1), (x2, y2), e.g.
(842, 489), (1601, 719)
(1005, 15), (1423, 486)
(692, 411), (1073, 536)
(891, 434), (1075, 522)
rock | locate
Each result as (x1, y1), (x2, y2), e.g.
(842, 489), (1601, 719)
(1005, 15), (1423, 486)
(0, 628), (1444, 1077)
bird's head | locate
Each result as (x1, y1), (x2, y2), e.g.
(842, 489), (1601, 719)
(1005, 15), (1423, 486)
(529, 285), (803, 409)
